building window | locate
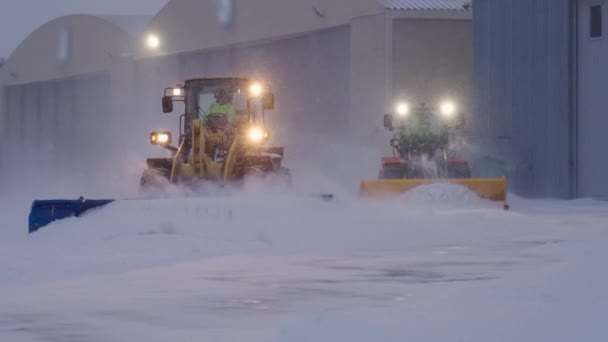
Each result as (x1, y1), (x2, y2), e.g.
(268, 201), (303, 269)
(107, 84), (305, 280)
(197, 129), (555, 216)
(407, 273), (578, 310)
(591, 5), (602, 38)
(216, 0), (234, 27)
(57, 29), (72, 64)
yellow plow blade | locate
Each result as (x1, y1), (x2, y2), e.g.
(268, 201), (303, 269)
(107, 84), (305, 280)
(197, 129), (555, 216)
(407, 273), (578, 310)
(360, 178), (507, 203)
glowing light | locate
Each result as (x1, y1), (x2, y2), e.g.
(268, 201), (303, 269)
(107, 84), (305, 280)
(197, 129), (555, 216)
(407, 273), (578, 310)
(156, 134), (169, 144)
(248, 127), (265, 142)
(151, 132), (171, 145)
(440, 101), (456, 118)
(146, 34), (160, 49)
(250, 83), (264, 97)
(396, 102), (410, 117)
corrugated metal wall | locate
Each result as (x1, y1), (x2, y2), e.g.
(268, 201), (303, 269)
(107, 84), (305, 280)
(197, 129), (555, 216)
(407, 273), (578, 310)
(577, 0), (608, 198)
(0, 85), (5, 137)
(0, 74), (112, 194)
(474, 0), (574, 198)
(0, 84), (6, 180)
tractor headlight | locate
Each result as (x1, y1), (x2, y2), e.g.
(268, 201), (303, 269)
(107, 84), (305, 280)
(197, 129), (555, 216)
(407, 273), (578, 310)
(150, 131), (172, 145)
(440, 101), (456, 118)
(248, 127), (268, 143)
(395, 102), (410, 118)
(250, 82), (264, 97)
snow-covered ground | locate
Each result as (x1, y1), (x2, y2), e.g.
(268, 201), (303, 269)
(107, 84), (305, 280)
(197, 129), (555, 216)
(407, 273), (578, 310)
(1, 185), (607, 341)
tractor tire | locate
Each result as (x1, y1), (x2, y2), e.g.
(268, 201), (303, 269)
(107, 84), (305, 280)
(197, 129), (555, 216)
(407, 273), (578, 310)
(243, 167), (292, 189)
(271, 156), (284, 172)
(264, 167), (293, 184)
(447, 164), (472, 179)
(140, 168), (170, 193)
(381, 164), (407, 179)
(274, 167), (292, 185)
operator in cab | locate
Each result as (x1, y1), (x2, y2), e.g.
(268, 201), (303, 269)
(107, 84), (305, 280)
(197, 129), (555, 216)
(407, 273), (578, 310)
(405, 109), (435, 137)
(206, 88), (235, 131)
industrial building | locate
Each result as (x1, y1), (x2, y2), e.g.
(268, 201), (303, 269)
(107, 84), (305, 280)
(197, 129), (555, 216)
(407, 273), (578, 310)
(0, 0), (473, 192)
(475, 0), (608, 199)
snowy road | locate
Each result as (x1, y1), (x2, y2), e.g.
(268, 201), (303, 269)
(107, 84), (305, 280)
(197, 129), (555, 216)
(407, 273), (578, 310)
(0, 190), (607, 341)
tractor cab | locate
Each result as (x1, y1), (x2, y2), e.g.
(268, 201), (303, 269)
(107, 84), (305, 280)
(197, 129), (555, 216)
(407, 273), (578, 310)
(384, 101), (463, 157)
(161, 78), (274, 144)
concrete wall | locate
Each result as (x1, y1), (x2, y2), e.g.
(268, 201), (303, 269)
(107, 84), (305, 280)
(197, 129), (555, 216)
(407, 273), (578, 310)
(474, 0), (575, 198)
(577, 0), (608, 198)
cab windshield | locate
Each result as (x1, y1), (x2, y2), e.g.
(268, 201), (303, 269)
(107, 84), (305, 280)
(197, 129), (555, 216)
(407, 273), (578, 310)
(399, 109), (445, 137)
(184, 79), (266, 125)
(198, 88), (247, 121)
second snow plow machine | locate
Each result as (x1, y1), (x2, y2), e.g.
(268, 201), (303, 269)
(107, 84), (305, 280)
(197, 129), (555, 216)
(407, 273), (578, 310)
(360, 101), (508, 209)
(141, 77), (290, 192)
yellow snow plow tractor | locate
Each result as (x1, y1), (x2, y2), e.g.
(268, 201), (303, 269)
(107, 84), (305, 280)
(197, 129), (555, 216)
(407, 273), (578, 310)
(141, 77), (290, 191)
(360, 101), (508, 209)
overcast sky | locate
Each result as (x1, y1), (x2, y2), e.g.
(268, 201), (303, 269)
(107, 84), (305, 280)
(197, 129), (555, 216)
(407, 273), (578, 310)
(0, 0), (169, 58)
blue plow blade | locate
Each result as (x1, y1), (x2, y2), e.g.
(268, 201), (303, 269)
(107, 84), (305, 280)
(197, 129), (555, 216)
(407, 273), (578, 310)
(27, 193), (334, 233)
(28, 198), (115, 233)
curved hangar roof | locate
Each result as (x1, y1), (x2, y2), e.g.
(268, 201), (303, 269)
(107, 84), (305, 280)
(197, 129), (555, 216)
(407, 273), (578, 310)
(0, 15), (150, 85)
(139, 0), (385, 56)
(140, 0), (471, 56)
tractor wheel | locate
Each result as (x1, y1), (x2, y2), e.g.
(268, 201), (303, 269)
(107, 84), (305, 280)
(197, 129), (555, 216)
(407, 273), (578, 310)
(447, 164), (472, 179)
(270, 156), (284, 171)
(140, 168), (170, 193)
(249, 167), (292, 184)
(274, 167), (292, 185)
(381, 164), (407, 179)
(242, 167), (292, 191)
